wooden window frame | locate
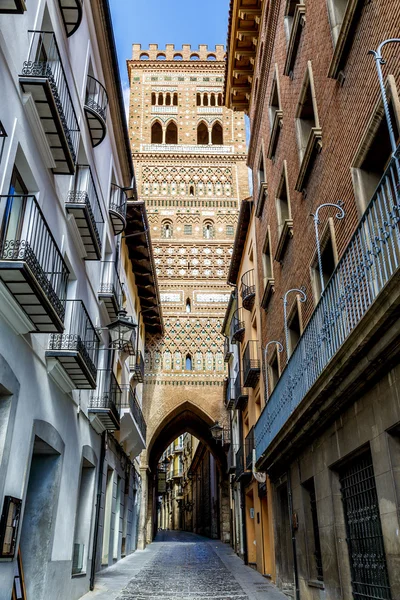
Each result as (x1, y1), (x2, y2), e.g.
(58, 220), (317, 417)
(274, 161), (293, 262)
(261, 226), (275, 310)
(283, 0), (306, 77)
(267, 64), (284, 160)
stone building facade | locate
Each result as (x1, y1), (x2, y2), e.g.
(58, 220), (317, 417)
(126, 44), (249, 547)
(226, 0), (400, 599)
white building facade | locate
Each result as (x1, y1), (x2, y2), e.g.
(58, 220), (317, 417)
(0, 1), (162, 599)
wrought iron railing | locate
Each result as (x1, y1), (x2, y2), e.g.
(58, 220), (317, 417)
(22, 31), (80, 164)
(227, 443), (236, 472)
(231, 307), (245, 342)
(99, 260), (123, 308)
(234, 371), (248, 409)
(130, 350), (144, 382)
(0, 194), (69, 321)
(85, 75), (108, 123)
(224, 336), (232, 361)
(48, 300), (99, 380)
(240, 269), (255, 306)
(255, 148), (400, 460)
(109, 183), (127, 223)
(225, 378), (235, 408)
(235, 445), (244, 480)
(243, 340), (260, 387)
(245, 427), (254, 471)
(67, 164), (104, 251)
(121, 385), (147, 440)
(89, 369), (121, 423)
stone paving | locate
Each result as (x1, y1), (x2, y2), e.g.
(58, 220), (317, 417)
(80, 531), (287, 600)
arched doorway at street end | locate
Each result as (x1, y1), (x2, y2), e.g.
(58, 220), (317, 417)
(137, 402), (230, 548)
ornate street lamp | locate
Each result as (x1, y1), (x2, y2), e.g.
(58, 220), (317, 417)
(106, 308), (137, 355)
(210, 421), (230, 445)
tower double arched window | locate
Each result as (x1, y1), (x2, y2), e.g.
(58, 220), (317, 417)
(151, 120), (178, 144)
(197, 121), (208, 145)
(211, 121), (223, 145)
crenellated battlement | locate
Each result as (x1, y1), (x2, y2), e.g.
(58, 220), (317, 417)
(131, 43), (225, 62)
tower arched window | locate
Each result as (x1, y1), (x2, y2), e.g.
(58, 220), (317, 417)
(189, 184), (195, 196)
(211, 122), (223, 145)
(158, 92), (163, 105)
(218, 94), (223, 106)
(165, 121), (178, 144)
(173, 93), (178, 106)
(197, 122), (208, 145)
(203, 221), (214, 239)
(151, 121), (163, 144)
(185, 354), (192, 370)
(166, 93), (171, 106)
(162, 221), (173, 238)
(186, 298), (191, 313)
(196, 93), (201, 107)
(203, 94), (209, 107)
(210, 94), (216, 106)
(151, 93), (156, 105)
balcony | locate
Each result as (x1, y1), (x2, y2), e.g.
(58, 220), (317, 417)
(234, 372), (248, 410)
(0, 194), (68, 332)
(89, 369), (121, 431)
(46, 300), (99, 389)
(19, 31), (80, 175)
(243, 340), (260, 388)
(84, 75), (108, 147)
(98, 261), (123, 321)
(109, 184), (127, 235)
(65, 164), (104, 260)
(240, 269), (256, 311)
(235, 445), (250, 482)
(0, 0), (26, 13)
(224, 336), (232, 362)
(225, 378), (235, 409)
(130, 351), (144, 383)
(58, 0), (83, 37)
(255, 148), (400, 465)
(227, 444), (236, 474)
(245, 427), (254, 471)
(231, 308), (245, 344)
(120, 385), (146, 454)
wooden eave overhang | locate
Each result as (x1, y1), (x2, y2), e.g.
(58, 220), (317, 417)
(224, 0), (263, 112)
(125, 201), (164, 335)
(227, 197), (253, 285)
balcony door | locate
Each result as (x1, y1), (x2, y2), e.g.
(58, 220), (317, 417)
(0, 168), (28, 255)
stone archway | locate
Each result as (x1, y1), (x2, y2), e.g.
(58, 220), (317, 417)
(137, 401), (230, 549)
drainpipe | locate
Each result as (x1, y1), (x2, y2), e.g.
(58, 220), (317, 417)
(90, 430), (107, 591)
(287, 471), (300, 600)
(238, 414), (248, 564)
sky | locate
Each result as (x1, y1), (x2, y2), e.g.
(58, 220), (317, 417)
(109, 0), (231, 92)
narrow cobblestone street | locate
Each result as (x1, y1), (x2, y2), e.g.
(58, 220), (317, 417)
(80, 532), (287, 600)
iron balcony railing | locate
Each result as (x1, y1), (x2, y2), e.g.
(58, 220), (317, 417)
(235, 445), (245, 480)
(85, 75), (108, 123)
(231, 307), (245, 343)
(255, 148), (400, 461)
(99, 260), (123, 308)
(22, 31), (80, 165)
(47, 300), (99, 383)
(234, 371), (248, 410)
(67, 164), (104, 254)
(227, 443), (236, 474)
(224, 336), (232, 362)
(121, 385), (147, 440)
(0, 194), (69, 324)
(109, 183), (127, 225)
(89, 369), (121, 425)
(225, 378), (235, 409)
(240, 269), (256, 310)
(130, 350), (144, 382)
(245, 427), (254, 471)
(243, 340), (261, 388)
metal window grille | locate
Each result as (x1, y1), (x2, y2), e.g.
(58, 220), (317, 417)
(226, 225), (234, 236)
(184, 224), (192, 235)
(340, 452), (391, 600)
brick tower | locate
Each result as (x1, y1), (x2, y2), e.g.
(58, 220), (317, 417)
(127, 46), (248, 543)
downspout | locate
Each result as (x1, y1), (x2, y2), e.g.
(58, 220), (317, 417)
(238, 413), (248, 565)
(287, 471), (300, 600)
(90, 430), (107, 591)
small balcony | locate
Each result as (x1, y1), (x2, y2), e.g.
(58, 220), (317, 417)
(224, 378), (235, 409)
(0, 194), (68, 332)
(98, 261), (123, 321)
(109, 183), (127, 235)
(120, 385), (146, 454)
(240, 269), (256, 311)
(65, 164), (104, 260)
(231, 308), (245, 344)
(58, 0), (83, 37)
(89, 369), (121, 431)
(227, 444), (236, 474)
(84, 75), (108, 147)
(234, 372), (248, 410)
(46, 300), (99, 389)
(243, 340), (260, 388)
(19, 31), (80, 175)
(245, 427), (254, 471)
(130, 350), (144, 383)
(224, 336), (232, 362)
(0, 0), (26, 13)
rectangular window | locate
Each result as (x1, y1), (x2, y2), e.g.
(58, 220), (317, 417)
(283, 0), (306, 76)
(226, 225), (234, 236)
(302, 478), (323, 582)
(311, 222), (337, 301)
(261, 229), (275, 310)
(287, 297), (302, 358)
(268, 349), (280, 395)
(327, 0), (364, 79)
(275, 162), (293, 261)
(267, 66), (283, 160)
(184, 224), (192, 235)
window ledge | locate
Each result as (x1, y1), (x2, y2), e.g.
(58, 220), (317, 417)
(307, 580), (324, 590)
(261, 278), (275, 310)
(327, 0), (361, 79)
(295, 127), (322, 192)
(267, 110), (283, 160)
(284, 4), (306, 76)
(256, 182), (268, 218)
(274, 219), (293, 262)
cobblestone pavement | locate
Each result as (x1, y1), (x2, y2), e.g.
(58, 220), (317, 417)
(81, 531), (287, 600)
